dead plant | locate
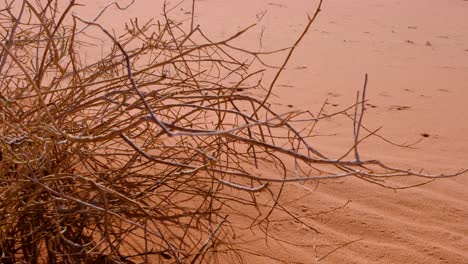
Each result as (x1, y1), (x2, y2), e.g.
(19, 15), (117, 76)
(0, 1), (465, 263)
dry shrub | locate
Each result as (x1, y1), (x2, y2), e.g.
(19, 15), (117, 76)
(0, 1), (465, 263)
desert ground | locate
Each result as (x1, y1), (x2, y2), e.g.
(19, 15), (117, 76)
(3, 0), (467, 263)
(80, 1), (468, 263)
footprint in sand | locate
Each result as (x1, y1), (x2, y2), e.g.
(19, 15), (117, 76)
(267, 3), (285, 8)
(272, 222), (284, 232)
(327, 92), (341, 98)
(437, 88), (450, 93)
(389, 105), (411, 111)
(378, 92), (391, 97)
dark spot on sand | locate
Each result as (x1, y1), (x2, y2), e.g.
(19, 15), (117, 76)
(389, 105), (411, 111)
(421, 133), (430, 138)
(287, 104), (294, 108)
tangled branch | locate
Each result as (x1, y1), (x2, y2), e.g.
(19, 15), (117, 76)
(0, 1), (465, 263)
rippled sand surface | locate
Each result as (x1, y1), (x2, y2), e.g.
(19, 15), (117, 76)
(79, 1), (468, 262)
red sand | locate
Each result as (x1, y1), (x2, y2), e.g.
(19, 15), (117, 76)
(81, 0), (468, 263)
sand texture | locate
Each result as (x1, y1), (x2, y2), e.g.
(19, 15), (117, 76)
(10, 0), (467, 263)
(112, 1), (468, 262)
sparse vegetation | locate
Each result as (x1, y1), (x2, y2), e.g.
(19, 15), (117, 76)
(0, 1), (465, 263)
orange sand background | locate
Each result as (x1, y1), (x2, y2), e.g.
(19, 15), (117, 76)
(79, 0), (468, 263)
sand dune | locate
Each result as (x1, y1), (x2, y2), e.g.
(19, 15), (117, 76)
(194, 1), (468, 263)
(77, 0), (468, 263)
